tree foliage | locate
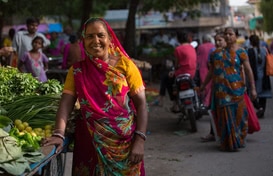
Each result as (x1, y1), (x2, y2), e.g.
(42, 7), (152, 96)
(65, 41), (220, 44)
(0, 0), (110, 36)
(259, 0), (273, 33)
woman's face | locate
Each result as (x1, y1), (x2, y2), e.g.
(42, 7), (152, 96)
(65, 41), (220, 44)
(215, 35), (226, 48)
(224, 28), (237, 45)
(83, 21), (111, 60)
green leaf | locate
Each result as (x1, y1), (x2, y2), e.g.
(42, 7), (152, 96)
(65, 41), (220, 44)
(0, 115), (12, 128)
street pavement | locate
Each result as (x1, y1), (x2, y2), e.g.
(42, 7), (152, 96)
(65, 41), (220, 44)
(64, 78), (273, 176)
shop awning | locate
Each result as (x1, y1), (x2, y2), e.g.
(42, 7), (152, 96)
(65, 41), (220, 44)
(249, 16), (263, 30)
(48, 23), (63, 33)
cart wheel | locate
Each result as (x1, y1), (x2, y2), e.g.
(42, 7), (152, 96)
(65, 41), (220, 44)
(42, 153), (66, 176)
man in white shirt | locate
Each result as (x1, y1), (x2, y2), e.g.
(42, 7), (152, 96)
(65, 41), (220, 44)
(12, 17), (50, 69)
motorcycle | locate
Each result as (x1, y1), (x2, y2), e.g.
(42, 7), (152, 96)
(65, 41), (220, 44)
(173, 73), (201, 132)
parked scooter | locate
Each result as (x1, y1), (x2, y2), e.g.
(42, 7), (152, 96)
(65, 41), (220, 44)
(173, 73), (201, 132)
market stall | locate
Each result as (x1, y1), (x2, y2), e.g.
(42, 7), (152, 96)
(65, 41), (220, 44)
(0, 66), (66, 175)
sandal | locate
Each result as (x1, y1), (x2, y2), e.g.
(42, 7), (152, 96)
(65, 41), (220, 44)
(201, 134), (215, 142)
(256, 108), (264, 118)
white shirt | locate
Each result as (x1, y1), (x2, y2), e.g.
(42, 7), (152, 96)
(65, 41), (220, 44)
(12, 31), (50, 62)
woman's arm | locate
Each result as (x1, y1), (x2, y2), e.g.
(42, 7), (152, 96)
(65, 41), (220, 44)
(129, 90), (148, 164)
(54, 93), (76, 134)
(42, 54), (49, 71)
(200, 64), (213, 91)
(131, 90), (148, 135)
(42, 93), (77, 153)
(243, 59), (257, 100)
(43, 62), (48, 71)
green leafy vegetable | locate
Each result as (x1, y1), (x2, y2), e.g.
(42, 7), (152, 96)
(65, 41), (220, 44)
(3, 94), (61, 128)
(0, 67), (63, 105)
(0, 115), (12, 128)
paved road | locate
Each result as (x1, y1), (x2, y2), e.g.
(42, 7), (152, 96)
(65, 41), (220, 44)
(64, 79), (273, 176)
(144, 80), (273, 176)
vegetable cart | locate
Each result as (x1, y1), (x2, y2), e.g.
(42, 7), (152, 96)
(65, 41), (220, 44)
(0, 67), (69, 176)
(21, 142), (68, 176)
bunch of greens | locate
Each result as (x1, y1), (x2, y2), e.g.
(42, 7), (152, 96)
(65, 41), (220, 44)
(0, 67), (63, 105)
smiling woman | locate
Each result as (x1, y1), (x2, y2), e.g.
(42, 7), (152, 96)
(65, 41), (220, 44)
(41, 18), (148, 176)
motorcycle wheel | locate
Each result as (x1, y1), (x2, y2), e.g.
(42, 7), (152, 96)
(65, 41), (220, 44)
(187, 109), (197, 132)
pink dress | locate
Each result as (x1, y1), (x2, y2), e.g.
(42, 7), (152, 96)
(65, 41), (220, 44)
(197, 42), (215, 106)
(21, 51), (48, 82)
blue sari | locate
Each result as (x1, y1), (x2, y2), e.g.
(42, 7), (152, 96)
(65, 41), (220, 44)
(210, 48), (248, 151)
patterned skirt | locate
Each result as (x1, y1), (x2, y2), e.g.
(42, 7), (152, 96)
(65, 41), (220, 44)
(215, 99), (248, 151)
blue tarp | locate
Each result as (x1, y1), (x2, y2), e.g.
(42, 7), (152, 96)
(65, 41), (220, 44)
(48, 23), (63, 33)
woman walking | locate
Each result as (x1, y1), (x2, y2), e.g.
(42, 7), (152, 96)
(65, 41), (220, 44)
(247, 34), (272, 118)
(201, 31), (226, 142)
(200, 27), (257, 151)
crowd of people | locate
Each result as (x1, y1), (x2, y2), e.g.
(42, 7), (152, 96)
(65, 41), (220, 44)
(152, 27), (272, 152)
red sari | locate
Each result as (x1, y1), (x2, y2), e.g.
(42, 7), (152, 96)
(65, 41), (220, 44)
(66, 18), (145, 175)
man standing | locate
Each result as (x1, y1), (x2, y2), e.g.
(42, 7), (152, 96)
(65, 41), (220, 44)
(196, 34), (215, 108)
(12, 17), (50, 70)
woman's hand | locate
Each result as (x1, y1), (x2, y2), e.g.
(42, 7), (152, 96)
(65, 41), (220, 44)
(199, 84), (205, 92)
(0, 47), (13, 57)
(250, 88), (257, 101)
(128, 136), (145, 165)
(41, 136), (64, 153)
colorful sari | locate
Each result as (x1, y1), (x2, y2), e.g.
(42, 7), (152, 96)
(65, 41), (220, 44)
(210, 47), (248, 151)
(63, 18), (145, 175)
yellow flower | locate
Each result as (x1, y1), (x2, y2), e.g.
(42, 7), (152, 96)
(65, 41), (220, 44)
(103, 71), (127, 96)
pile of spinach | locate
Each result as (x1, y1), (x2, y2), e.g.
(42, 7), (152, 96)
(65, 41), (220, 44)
(0, 67), (63, 105)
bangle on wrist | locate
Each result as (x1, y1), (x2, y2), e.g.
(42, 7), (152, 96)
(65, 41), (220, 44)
(53, 129), (65, 135)
(135, 130), (147, 141)
(52, 133), (65, 141)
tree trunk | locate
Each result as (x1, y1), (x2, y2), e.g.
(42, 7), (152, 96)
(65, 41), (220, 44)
(80, 0), (93, 33)
(0, 16), (3, 46)
(0, 2), (4, 45)
(123, 0), (139, 58)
